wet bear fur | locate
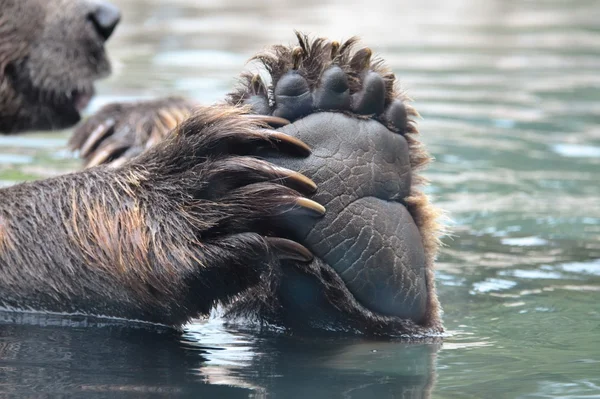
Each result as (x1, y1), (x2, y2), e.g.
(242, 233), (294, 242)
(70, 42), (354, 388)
(0, 104), (321, 327)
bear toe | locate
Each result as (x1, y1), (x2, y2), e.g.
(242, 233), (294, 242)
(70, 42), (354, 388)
(313, 66), (351, 111)
(272, 72), (313, 121)
(383, 100), (409, 134)
(351, 71), (386, 115)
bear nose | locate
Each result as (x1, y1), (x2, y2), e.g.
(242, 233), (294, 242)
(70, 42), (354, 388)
(89, 1), (121, 41)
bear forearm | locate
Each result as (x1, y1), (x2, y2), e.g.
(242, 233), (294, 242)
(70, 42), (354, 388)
(0, 167), (240, 325)
(0, 104), (318, 326)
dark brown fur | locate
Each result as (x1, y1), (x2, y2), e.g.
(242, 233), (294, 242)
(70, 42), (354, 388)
(0, 0), (117, 132)
(0, 105), (318, 326)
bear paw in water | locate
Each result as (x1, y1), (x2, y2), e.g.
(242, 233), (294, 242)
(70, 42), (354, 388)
(59, 32), (444, 336)
(226, 34), (444, 336)
(69, 97), (197, 168)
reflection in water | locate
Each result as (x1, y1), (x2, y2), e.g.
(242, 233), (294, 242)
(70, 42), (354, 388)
(0, 0), (599, 397)
(0, 320), (439, 398)
(0, 324), (240, 397)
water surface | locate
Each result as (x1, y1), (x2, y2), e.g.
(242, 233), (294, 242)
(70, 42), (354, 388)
(1, 0), (599, 397)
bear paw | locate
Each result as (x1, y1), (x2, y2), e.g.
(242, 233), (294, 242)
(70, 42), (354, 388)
(227, 33), (443, 336)
(69, 97), (195, 168)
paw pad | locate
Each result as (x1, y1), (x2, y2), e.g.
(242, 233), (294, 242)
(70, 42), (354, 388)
(227, 33), (442, 330)
(228, 33), (417, 136)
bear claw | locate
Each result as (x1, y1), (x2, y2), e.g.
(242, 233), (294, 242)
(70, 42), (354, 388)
(267, 238), (313, 262)
(243, 114), (290, 127)
(257, 129), (312, 156)
(70, 97), (196, 168)
(292, 197), (326, 216)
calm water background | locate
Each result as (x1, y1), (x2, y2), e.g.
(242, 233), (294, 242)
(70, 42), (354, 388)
(0, 0), (599, 397)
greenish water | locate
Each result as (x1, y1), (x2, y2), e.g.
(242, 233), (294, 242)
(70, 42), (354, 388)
(0, 0), (599, 397)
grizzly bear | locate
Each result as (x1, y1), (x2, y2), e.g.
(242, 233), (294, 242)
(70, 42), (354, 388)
(0, 0), (443, 336)
(0, 0), (120, 133)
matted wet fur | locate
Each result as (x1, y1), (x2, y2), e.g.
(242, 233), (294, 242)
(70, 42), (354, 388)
(0, 0), (120, 133)
(0, 105), (321, 326)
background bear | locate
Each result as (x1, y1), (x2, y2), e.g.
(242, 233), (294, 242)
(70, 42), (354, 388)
(0, 0), (120, 132)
